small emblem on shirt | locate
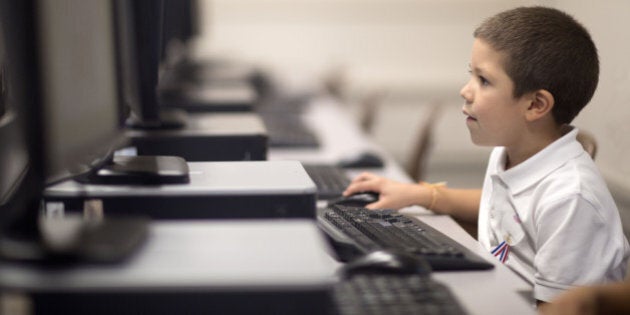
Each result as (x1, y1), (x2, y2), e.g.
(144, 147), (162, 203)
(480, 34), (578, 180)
(504, 233), (513, 245)
(513, 213), (521, 224)
(491, 241), (510, 263)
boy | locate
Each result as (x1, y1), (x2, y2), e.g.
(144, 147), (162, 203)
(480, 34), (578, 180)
(343, 6), (630, 303)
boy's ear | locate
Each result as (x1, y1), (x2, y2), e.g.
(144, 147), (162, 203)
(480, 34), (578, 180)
(525, 89), (554, 122)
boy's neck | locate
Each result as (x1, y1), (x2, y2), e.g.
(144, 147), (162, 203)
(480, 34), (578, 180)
(504, 123), (566, 170)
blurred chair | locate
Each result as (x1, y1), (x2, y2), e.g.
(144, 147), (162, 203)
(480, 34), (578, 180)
(359, 89), (386, 134)
(577, 129), (598, 159)
(561, 125), (597, 160)
(321, 66), (348, 100)
(406, 102), (442, 182)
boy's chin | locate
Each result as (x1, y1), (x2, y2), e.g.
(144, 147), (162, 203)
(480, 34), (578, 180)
(468, 134), (494, 147)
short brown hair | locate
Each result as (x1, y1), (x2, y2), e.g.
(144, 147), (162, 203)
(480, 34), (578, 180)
(474, 7), (599, 124)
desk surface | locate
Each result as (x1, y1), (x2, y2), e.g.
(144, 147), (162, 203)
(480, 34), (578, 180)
(269, 96), (536, 315)
(0, 220), (338, 290)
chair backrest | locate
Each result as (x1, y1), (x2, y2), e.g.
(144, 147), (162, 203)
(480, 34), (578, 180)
(406, 103), (442, 181)
(576, 129), (598, 160)
(322, 66), (347, 100)
(359, 89), (386, 133)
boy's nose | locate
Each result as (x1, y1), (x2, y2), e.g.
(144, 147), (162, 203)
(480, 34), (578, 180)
(460, 81), (473, 104)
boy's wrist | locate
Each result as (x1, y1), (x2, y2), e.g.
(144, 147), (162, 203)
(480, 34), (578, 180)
(418, 181), (448, 214)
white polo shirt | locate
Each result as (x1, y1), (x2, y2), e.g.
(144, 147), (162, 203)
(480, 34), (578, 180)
(478, 127), (630, 302)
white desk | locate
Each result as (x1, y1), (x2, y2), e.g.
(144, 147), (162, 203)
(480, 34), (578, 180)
(269, 96), (536, 315)
(0, 220), (340, 314)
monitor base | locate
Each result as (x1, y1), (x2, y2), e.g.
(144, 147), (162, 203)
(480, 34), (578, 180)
(126, 108), (187, 130)
(0, 215), (149, 265)
(87, 155), (190, 185)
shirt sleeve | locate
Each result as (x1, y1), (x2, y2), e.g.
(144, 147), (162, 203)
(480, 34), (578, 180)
(533, 194), (611, 302)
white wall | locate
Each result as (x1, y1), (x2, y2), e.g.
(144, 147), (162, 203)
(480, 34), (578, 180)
(550, 0), (630, 193)
(198, 0), (543, 91)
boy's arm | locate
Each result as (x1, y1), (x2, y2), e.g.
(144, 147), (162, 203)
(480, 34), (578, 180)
(538, 280), (630, 315)
(343, 172), (481, 224)
(429, 186), (481, 225)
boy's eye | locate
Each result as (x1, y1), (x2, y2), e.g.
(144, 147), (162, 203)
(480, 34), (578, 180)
(467, 69), (490, 86)
(478, 75), (490, 86)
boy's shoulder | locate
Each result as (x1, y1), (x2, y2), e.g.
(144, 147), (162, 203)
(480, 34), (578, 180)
(488, 130), (611, 207)
(532, 145), (616, 218)
(537, 152), (608, 203)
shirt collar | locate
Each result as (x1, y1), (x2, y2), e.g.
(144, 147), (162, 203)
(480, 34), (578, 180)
(489, 127), (584, 194)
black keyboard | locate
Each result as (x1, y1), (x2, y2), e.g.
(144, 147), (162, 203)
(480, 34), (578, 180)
(304, 164), (351, 199)
(320, 205), (494, 271)
(261, 115), (321, 148)
(268, 127), (320, 148)
(334, 274), (467, 315)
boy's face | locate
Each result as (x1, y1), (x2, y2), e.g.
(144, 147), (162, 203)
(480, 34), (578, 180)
(460, 39), (532, 148)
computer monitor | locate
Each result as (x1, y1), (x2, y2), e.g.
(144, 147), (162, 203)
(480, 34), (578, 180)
(71, 0), (190, 185)
(157, 0), (263, 111)
(115, 0), (267, 162)
(0, 53), (6, 118)
(0, 1), (39, 236)
(0, 0), (148, 262)
(161, 0), (198, 65)
(113, 0), (143, 129)
(125, 0), (187, 129)
(38, 0), (128, 184)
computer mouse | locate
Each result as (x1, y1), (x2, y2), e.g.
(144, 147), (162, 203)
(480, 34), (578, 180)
(329, 192), (379, 207)
(338, 152), (384, 169)
(340, 249), (432, 278)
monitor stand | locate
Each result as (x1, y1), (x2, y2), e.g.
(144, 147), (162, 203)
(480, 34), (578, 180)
(41, 215), (149, 264)
(159, 56), (257, 95)
(80, 155), (190, 185)
(0, 204), (149, 264)
(159, 57), (259, 113)
(160, 82), (257, 113)
(125, 108), (188, 130)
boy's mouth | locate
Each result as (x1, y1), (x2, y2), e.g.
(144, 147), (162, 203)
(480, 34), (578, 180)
(463, 110), (477, 122)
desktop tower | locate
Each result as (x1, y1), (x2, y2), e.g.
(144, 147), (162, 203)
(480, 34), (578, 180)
(45, 161), (317, 220)
(127, 112), (268, 161)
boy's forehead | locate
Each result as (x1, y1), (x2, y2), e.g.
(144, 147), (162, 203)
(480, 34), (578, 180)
(471, 38), (508, 73)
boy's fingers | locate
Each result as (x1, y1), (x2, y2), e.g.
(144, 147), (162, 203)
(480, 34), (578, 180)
(343, 180), (379, 196)
(365, 201), (385, 210)
(350, 172), (376, 184)
(342, 183), (362, 196)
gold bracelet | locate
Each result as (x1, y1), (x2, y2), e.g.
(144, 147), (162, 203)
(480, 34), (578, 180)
(420, 181), (447, 210)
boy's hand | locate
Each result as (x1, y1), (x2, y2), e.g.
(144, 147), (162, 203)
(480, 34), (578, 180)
(343, 172), (427, 210)
(538, 286), (598, 315)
